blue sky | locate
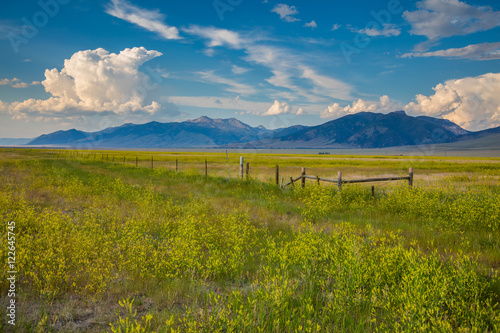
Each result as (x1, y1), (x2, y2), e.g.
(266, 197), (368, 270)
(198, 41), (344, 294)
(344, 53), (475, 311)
(0, 0), (500, 137)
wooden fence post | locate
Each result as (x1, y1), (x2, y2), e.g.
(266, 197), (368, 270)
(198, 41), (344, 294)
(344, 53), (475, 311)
(316, 175), (320, 186)
(240, 156), (244, 179)
(290, 177), (294, 187)
(151, 156), (154, 169)
(372, 185), (375, 197)
(280, 176), (284, 189)
(301, 167), (306, 188)
(409, 167), (414, 187)
(337, 171), (342, 191)
(275, 165), (279, 185)
(246, 162), (249, 180)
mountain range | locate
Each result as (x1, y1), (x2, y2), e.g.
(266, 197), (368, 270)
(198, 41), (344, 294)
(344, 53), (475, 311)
(26, 111), (500, 149)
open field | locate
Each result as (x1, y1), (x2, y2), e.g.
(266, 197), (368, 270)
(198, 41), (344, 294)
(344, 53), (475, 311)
(1, 148), (500, 332)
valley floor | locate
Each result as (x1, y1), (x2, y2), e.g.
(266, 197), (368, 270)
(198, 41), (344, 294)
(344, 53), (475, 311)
(0, 149), (499, 332)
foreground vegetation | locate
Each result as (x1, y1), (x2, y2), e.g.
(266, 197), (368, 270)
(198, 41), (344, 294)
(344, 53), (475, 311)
(0, 149), (499, 332)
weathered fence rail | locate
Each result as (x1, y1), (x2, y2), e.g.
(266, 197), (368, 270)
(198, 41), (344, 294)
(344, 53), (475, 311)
(282, 167), (414, 189)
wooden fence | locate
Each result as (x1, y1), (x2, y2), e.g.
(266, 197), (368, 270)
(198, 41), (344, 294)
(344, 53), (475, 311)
(46, 150), (414, 190)
(280, 167), (414, 190)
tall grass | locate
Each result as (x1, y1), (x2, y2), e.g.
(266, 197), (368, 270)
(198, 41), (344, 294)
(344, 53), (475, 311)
(0, 149), (499, 331)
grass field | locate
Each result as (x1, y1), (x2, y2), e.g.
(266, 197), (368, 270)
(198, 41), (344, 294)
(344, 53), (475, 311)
(1, 148), (499, 332)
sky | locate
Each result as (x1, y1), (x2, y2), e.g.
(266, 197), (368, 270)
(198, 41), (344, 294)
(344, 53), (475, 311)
(0, 0), (499, 138)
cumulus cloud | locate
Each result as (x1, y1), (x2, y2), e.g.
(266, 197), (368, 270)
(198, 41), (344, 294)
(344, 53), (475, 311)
(6, 47), (173, 120)
(401, 42), (500, 61)
(403, 0), (500, 40)
(0, 78), (18, 85)
(263, 100), (300, 116)
(321, 95), (402, 119)
(357, 24), (401, 37)
(404, 73), (500, 130)
(0, 78), (38, 88)
(106, 0), (181, 39)
(272, 4), (300, 22)
(304, 20), (317, 29)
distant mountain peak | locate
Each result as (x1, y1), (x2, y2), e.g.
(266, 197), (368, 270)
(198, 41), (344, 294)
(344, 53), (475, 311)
(190, 116), (213, 123)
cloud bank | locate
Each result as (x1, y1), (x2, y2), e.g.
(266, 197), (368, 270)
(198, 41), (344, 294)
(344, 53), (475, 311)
(405, 73), (500, 130)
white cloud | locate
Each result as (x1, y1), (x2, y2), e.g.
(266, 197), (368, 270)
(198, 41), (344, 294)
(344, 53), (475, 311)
(196, 71), (257, 95)
(263, 100), (292, 115)
(272, 4), (300, 22)
(265, 69), (311, 101)
(401, 42), (500, 61)
(300, 66), (353, 101)
(0, 77), (38, 88)
(106, 0), (181, 40)
(185, 26), (353, 102)
(321, 95), (402, 119)
(358, 23), (401, 37)
(231, 65), (251, 75)
(331, 23), (342, 31)
(12, 82), (28, 89)
(0, 78), (18, 85)
(183, 25), (243, 48)
(404, 73), (500, 130)
(304, 20), (317, 29)
(403, 0), (500, 40)
(7, 47), (171, 120)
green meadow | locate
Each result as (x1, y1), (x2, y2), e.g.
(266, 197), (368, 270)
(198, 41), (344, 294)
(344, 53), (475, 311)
(1, 148), (499, 332)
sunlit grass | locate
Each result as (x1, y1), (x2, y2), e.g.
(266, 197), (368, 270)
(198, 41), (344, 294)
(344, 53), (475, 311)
(0, 148), (499, 332)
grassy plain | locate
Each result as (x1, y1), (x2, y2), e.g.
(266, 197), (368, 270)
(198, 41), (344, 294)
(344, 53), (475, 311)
(0, 148), (499, 332)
